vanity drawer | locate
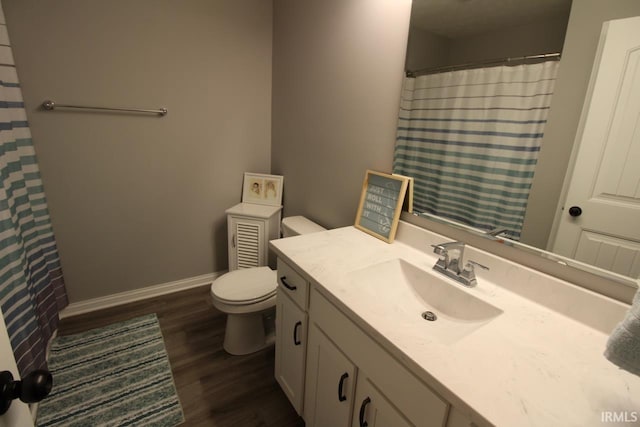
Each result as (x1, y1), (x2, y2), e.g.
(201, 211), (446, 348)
(277, 258), (309, 310)
(310, 288), (449, 427)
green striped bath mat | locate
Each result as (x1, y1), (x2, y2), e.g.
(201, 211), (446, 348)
(36, 314), (184, 427)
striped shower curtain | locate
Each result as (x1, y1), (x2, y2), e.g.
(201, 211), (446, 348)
(394, 61), (559, 240)
(0, 4), (68, 377)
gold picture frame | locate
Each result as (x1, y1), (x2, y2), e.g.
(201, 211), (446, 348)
(242, 172), (284, 206)
(355, 170), (409, 243)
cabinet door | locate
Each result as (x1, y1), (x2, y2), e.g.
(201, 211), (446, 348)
(304, 323), (357, 427)
(446, 407), (476, 427)
(228, 216), (265, 270)
(275, 289), (307, 414)
(352, 377), (412, 427)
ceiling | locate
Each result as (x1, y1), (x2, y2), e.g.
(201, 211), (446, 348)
(411, 0), (573, 38)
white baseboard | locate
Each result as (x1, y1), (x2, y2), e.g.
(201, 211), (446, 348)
(59, 271), (226, 319)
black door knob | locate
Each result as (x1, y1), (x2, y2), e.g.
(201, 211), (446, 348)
(568, 206), (582, 217)
(0, 369), (52, 414)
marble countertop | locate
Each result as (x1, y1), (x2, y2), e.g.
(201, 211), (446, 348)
(270, 222), (640, 427)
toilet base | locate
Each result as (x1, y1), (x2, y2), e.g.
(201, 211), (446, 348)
(223, 310), (275, 355)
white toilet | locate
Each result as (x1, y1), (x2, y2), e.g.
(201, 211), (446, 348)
(210, 216), (326, 355)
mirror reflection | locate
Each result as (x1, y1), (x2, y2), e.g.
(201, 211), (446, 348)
(395, 0), (640, 280)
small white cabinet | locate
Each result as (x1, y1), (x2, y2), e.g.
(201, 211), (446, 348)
(274, 258), (310, 415)
(226, 203), (281, 270)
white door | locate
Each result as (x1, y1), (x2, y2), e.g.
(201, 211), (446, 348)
(551, 16), (640, 278)
(0, 308), (34, 427)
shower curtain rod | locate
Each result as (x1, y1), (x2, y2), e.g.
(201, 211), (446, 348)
(406, 52), (561, 77)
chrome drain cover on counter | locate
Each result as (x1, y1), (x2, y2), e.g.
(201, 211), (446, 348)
(421, 311), (437, 321)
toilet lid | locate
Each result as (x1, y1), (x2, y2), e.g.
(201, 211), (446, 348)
(211, 267), (277, 304)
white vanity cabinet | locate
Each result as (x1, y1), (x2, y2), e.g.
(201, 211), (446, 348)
(304, 322), (411, 427)
(275, 255), (466, 427)
(226, 203), (281, 270)
(305, 286), (449, 427)
(274, 258), (310, 415)
(304, 321), (414, 427)
(271, 223), (640, 426)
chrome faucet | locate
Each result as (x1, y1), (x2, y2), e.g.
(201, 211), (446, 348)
(431, 241), (488, 287)
(486, 227), (509, 237)
(486, 227), (512, 239)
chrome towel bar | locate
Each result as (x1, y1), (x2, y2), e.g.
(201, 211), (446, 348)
(42, 100), (167, 116)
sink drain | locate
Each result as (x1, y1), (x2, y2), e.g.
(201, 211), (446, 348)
(421, 311), (437, 321)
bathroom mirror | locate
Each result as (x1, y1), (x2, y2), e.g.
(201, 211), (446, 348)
(395, 0), (640, 285)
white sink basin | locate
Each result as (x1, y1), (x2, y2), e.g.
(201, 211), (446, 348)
(347, 258), (503, 343)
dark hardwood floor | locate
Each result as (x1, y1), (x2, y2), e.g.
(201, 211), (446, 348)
(57, 285), (304, 427)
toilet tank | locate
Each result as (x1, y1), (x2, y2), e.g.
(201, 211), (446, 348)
(281, 216), (326, 237)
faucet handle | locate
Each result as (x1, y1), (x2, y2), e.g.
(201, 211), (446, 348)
(463, 259), (489, 272)
(431, 244), (449, 268)
(431, 244), (446, 254)
(458, 260), (489, 287)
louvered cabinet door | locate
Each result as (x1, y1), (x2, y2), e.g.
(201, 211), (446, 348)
(228, 216), (265, 270)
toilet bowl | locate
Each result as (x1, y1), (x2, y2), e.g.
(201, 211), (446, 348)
(211, 267), (277, 355)
(210, 216), (326, 355)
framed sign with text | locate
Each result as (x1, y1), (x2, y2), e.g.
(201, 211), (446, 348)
(355, 170), (409, 243)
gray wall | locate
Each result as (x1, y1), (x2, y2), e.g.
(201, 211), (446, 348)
(271, 0), (412, 229)
(405, 26), (448, 72)
(406, 16), (569, 73)
(3, 0), (273, 302)
(447, 16), (569, 65)
(522, 0), (640, 248)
